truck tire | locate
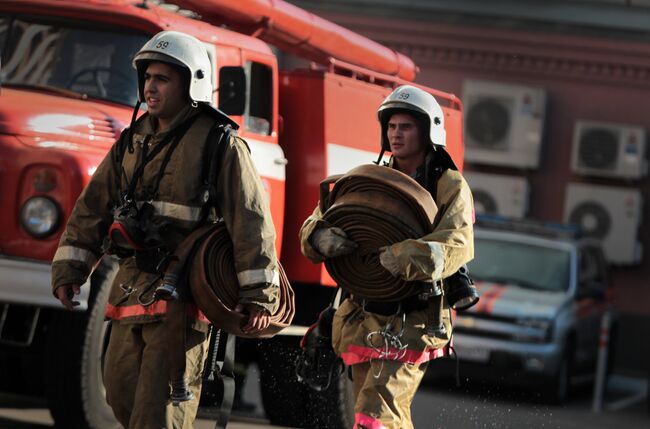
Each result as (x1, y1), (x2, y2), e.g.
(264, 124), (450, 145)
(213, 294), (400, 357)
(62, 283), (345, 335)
(45, 259), (120, 429)
(306, 364), (355, 429)
(258, 336), (354, 429)
(259, 337), (313, 427)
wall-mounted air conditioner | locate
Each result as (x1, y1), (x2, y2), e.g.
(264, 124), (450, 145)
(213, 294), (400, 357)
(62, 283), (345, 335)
(462, 80), (546, 169)
(563, 183), (643, 265)
(571, 120), (647, 179)
(464, 171), (530, 219)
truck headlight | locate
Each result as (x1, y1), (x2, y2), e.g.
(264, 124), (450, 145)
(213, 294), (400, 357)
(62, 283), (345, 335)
(20, 196), (61, 238)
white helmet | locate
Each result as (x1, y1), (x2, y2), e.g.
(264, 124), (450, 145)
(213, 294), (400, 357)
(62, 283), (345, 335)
(377, 85), (446, 151)
(133, 31), (212, 103)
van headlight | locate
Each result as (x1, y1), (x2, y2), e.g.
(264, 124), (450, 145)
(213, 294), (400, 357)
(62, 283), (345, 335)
(514, 317), (553, 343)
(20, 197), (61, 238)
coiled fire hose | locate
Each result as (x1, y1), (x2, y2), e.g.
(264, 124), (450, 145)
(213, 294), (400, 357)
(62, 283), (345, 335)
(168, 222), (295, 337)
(320, 164), (438, 302)
(161, 222), (294, 427)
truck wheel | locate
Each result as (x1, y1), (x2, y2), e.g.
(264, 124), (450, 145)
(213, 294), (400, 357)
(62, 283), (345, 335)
(258, 337), (313, 428)
(258, 336), (355, 429)
(45, 259), (120, 429)
(306, 364), (355, 429)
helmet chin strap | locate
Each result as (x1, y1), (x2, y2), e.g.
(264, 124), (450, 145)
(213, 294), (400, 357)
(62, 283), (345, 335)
(373, 148), (386, 165)
(127, 100), (142, 154)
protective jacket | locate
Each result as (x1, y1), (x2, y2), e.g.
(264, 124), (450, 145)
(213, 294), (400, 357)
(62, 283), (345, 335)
(52, 104), (280, 323)
(299, 158), (474, 365)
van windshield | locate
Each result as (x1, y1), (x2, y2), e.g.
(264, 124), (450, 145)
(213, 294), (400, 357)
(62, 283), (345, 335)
(468, 237), (571, 292)
(0, 15), (147, 106)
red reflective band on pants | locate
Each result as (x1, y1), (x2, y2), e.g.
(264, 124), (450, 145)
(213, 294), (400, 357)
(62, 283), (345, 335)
(354, 412), (387, 429)
(341, 344), (448, 365)
(105, 301), (210, 323)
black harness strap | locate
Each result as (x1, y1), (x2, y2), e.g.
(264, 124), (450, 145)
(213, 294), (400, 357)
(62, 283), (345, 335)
(215, 333), (236, 429)
(112, 108), (149, 195)
(202, 327), (237, 429)
(112, 128), (135, 196)
(150, 122), (193, 198)
(203, 125), (233, 188)
(199, 124), (233, 223)
(123, 115), (199, 203)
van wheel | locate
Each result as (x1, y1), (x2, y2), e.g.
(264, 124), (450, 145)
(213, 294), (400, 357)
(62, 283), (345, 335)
(544, 351), (572, 405)
(258, 336), (355, 428)
(45, 258), (120, 429)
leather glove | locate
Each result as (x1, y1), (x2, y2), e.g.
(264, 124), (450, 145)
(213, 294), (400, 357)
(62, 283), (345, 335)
(310, 227), (358, 258)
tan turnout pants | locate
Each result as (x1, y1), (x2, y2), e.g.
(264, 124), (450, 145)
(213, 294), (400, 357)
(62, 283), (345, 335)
(103, 320), (209, 429)
(352, 360), (429, 429)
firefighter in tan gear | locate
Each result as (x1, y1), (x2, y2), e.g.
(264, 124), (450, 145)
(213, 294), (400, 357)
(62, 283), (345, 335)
(51, 31), (279, 429)
(300, 85), (474, 429)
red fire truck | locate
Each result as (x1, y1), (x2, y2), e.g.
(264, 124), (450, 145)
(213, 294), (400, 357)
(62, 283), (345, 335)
(0, 1), (464, 427)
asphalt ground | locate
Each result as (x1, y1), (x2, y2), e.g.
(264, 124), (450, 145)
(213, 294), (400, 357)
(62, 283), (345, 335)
(0, 365), (647, 429)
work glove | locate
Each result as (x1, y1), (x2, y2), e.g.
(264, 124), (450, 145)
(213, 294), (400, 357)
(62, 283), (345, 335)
(310, 227), (358, 258)
(378, 239), (444, 282)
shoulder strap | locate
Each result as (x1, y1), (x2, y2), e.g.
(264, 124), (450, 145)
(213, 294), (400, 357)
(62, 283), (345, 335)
(111, 129), (130, 195)
(424, 148), (458, 203)
(199, 124), (233, 222)
(205, 125), (234, 190)
(112, 114), (149, 199)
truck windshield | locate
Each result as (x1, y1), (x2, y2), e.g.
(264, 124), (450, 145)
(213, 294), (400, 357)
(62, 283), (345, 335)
(469, 238), (571, 292)
(0, 15), (147, 106)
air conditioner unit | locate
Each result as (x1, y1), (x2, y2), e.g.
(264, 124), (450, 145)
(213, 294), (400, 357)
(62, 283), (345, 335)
(462, 80), (546, 169)
(464, 172), (530, 219)
(563, 183), (643, 265)
(571, 120), (647, 179)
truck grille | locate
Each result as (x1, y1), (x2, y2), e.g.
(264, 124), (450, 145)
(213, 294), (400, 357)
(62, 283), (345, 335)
(89, 117), (119, 141)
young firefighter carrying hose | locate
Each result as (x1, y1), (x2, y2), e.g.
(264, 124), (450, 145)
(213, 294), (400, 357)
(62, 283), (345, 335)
(51, 31), (280, 428)
(299, 85), (478, 429)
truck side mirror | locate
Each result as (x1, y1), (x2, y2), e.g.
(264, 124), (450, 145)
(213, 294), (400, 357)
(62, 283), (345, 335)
(218, 67), (246, 116)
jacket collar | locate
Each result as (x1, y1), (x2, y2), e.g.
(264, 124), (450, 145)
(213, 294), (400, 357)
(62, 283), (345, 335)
(388, 150), (433, 180)
(134, 104), (200, 143)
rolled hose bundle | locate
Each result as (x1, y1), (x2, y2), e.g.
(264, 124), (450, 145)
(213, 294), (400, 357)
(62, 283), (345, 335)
(171, 223), (294, 338)
(320, 164), (438, 302)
